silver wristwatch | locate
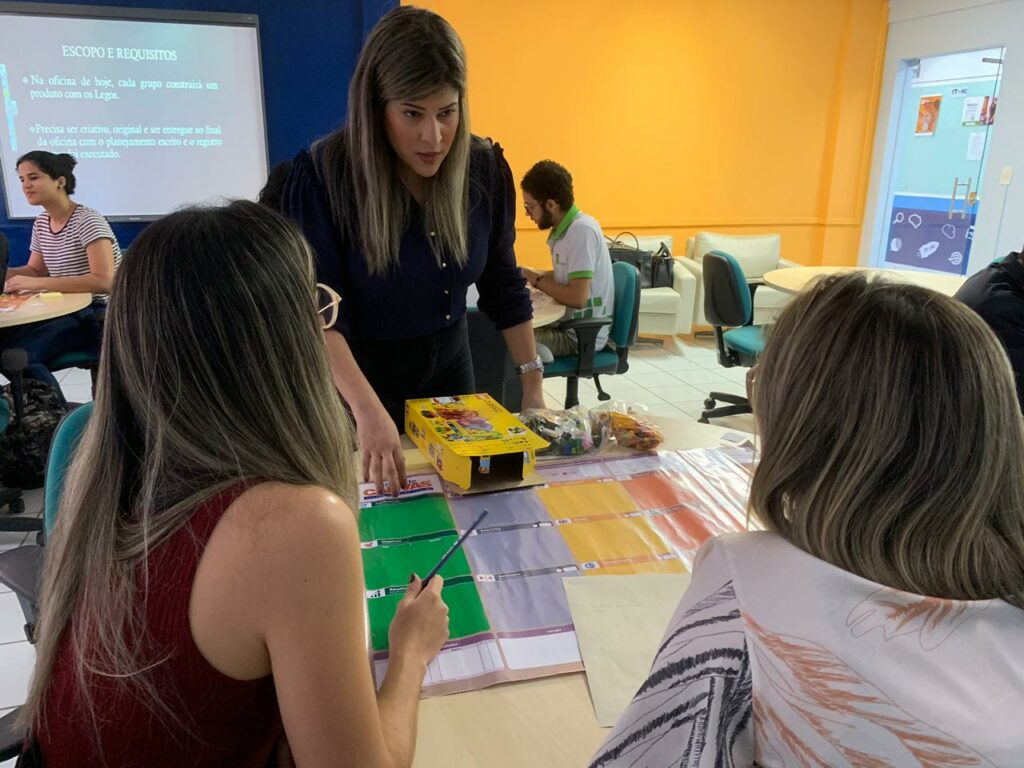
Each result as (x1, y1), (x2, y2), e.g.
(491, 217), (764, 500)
(515, 355), (544, 376)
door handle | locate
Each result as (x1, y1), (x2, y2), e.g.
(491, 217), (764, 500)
(949, 176), (971, 220)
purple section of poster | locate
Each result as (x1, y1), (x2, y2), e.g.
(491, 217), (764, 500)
(883, 205), (974, 275)
(465, 525), (576, 574)
(477, 574), (573, 632)
(449, 488), (551, 527)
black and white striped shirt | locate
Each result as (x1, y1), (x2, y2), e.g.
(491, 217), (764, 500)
(30, 204), (122, 302)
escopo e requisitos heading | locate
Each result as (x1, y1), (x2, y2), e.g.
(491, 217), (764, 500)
(61, 45), (178, 62)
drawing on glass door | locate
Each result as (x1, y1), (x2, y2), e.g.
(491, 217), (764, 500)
(879, 48), (1004, 275)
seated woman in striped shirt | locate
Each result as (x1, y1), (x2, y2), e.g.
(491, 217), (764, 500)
(2, 151), (121, 397)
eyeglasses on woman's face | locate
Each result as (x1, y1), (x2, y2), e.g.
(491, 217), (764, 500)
(316, 283), (342, 330)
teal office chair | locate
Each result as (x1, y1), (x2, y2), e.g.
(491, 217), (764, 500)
(42, 402), (93, 534)
(0, 402), (93, 762)
(0, 401), (91, 634)
(699, 250), (765, 423)
(47, 350), (100, 393)
(543, 261), (641, 408)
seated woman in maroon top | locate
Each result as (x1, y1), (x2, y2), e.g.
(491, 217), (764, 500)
(19, 200), (449, 767)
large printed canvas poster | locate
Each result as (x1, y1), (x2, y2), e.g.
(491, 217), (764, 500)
(358, 447), (756, 696)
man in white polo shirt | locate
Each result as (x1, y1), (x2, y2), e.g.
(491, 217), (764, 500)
(520, 160), (614, 362)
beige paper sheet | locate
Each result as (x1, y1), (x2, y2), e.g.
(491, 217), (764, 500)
(564, 574), (692, 727)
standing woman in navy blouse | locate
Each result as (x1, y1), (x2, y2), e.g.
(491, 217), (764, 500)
(283, 7), (545, 494)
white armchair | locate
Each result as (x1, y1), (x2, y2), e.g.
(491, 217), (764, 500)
(680, 232), (800, 327)
(623, 235), (697, 336)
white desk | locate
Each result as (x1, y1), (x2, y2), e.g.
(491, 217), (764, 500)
(401, 416), (752, 768)
(763, 266), (966, 297)
(0, 293), (92, 328)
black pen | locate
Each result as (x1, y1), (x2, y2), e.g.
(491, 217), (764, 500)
(421, 509), (489, 587)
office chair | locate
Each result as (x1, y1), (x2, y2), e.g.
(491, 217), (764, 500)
(0, 403), (93, 761)
(543, 261), (641, 408)
(698, 250), (765, 423)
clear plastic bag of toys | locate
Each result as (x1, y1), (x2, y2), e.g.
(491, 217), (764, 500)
(520, 407), (604, 456)
(589, 401), (664, 451)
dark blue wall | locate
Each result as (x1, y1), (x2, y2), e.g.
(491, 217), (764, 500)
(0, 0), (395, 264)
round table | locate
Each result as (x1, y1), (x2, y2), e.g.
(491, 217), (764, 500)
(762, 266), (966, 297)
(0, 292), (92, 328)
(530, 288), (566, 328)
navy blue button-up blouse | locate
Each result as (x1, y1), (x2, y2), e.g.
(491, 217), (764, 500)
(282, 136), (532, 342)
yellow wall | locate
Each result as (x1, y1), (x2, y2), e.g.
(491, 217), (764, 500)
(411, 0), (888, 268)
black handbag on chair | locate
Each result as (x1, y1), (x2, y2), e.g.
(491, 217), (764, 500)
(605, 232), (673, 289)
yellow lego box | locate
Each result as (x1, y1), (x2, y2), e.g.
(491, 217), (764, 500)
(405, 394), (549, 491)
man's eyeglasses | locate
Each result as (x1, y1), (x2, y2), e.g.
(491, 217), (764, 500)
(317, 283), (342, 330)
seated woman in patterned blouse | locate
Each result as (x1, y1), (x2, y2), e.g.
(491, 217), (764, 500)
(593, 273), (1024, 767)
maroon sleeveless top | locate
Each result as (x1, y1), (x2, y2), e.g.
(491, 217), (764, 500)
(39, 485), (283, 767)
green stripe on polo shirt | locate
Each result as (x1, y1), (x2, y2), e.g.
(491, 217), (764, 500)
(571, 295), (608, 320)
(547, 204), (580, 244)
(568, 270), (594, 279)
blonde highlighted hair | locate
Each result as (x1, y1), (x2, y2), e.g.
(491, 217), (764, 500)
(750, 273), (1024, 607)
(21, 201), (358, 740)
(317, 6), (471, 275)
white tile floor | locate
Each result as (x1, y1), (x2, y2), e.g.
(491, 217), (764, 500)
(0, 339), (753, 761)
(541, 335), (755, 434)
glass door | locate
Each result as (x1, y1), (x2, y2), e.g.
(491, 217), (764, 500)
(875, 48), (1004, 275)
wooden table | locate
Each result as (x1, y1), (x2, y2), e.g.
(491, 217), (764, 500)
(400, 416), (752, 768)
(0, 292), (92, 328)
(762, 266), (966, 296)
(466, 288), (564, 329)
(530, 288), (566, 328)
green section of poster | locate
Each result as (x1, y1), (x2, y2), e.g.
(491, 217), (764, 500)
(360, 500), (490, 652)
(366, 581), (490, 651)
(358, 495), (455, 542)
(362, 536), (473, 589)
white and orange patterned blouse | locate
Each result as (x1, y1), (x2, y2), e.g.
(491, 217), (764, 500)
(591, 531), (1024, 767)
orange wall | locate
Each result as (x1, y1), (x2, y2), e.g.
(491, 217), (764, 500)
(410, 0), (888, 268)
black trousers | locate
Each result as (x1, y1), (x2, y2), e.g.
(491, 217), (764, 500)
(350, 317), (475, 432)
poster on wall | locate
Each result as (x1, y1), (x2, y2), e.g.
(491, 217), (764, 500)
(984, 96), (997, 125)
(967, 131), (986, 162)
(915, 94), (942, 135)
(962, 95), (998, 126)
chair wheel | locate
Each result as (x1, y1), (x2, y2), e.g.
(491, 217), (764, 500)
(698, 417), (710, 424)
(598, 393), (611, 401)
(7, 498), (24, 515)
(703, 398), (716, 409)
